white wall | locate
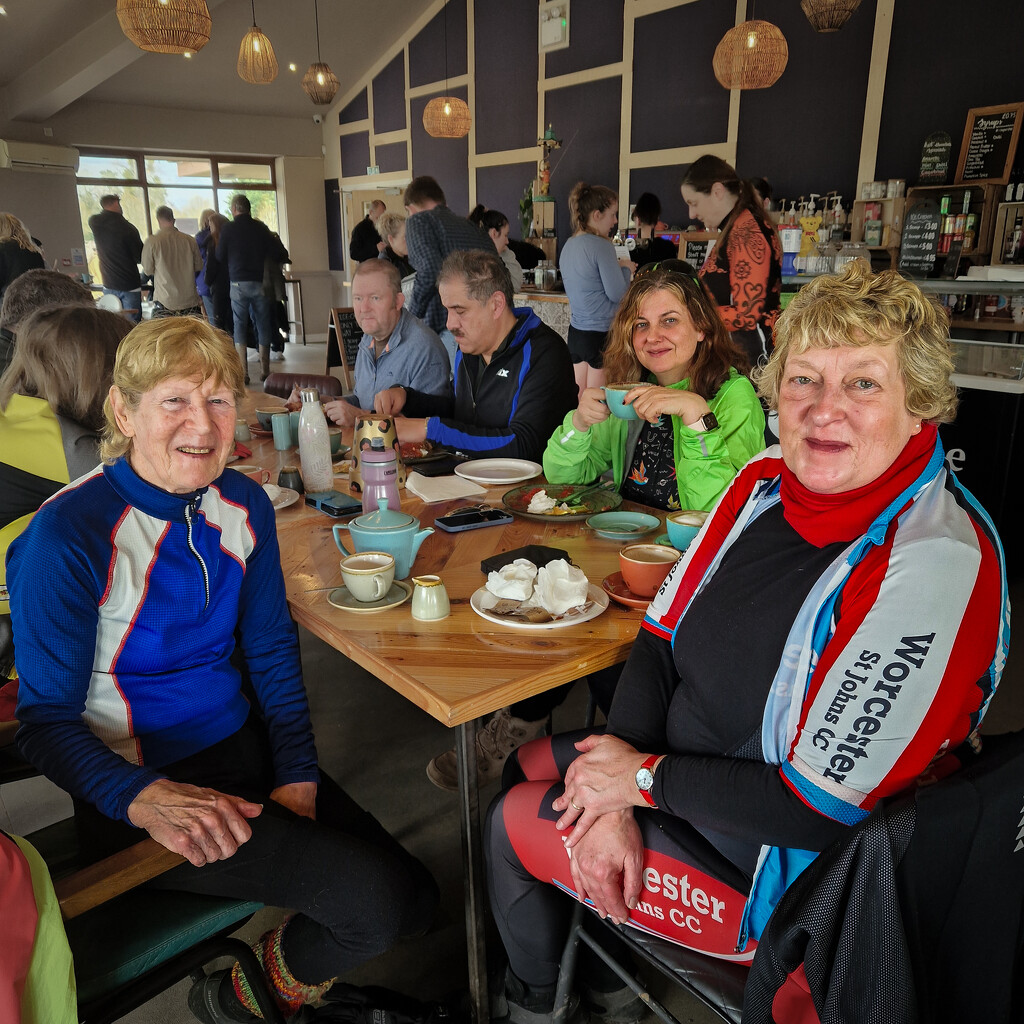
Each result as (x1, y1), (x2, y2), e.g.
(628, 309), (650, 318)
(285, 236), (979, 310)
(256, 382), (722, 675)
(0, 166), (85, 274)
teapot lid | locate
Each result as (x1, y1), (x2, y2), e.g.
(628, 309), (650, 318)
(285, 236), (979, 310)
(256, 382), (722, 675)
(353, 497), (416, 530)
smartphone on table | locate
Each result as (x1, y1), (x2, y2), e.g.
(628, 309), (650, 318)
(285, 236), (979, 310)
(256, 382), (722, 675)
(305, 490), (363, 517)
(435, 504), (514, 533)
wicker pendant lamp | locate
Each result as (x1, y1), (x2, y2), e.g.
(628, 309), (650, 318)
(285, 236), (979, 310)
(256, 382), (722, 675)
(301, 0), (339, 105)
(712, 19), (788, 90)
(421, 1), (470, 139)
(801, 0), (862, 31)
(116, 0), (211, 54)
(238, 0), (277, 84)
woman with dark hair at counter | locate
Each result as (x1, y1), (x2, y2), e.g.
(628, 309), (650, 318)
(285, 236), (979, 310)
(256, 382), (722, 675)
(681, 156), (782, 366)
(469, 205), (524, 291)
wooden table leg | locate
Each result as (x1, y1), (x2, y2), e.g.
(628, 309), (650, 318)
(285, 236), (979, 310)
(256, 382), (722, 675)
(456, 717), (490, 1024)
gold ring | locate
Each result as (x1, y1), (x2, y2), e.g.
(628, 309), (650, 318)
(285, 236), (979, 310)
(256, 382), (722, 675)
(571, 800), (583, 811)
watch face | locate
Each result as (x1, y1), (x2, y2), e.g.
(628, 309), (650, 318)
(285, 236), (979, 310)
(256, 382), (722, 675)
(636, 767), (655, 792)
(703, 412), (719, 431)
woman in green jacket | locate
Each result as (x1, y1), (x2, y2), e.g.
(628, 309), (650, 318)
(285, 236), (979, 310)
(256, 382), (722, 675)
(544, 261), (765, 512)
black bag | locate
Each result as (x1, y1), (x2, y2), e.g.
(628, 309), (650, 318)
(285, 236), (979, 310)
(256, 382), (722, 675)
(295, 984), (469, 1024)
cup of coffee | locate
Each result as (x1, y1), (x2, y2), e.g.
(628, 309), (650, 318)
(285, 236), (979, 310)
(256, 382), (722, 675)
(328, 427), (343, 454)
(234, 419), (252, 442)
(603, 381), (654, 420)
(233, 465), (270, 485)
(619, 543), (680, 597)
(341, 551), (395, 603)
(255, 406), (285, 431)
(666, 510), (709, 552)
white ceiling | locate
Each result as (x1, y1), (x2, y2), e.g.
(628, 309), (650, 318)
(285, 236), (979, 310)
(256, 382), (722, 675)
(0, 0), (435, 122)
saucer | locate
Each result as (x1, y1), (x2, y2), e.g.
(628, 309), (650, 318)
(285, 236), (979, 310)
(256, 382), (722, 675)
(327, 580), (412, 613)
(586, 511), (660, 540)
(655, 534), (675, 546)
(602, 572), (653, 610)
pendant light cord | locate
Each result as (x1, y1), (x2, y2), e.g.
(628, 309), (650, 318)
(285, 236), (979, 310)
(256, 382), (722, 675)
(314, 0), (323, 63)
(251, 0), (256, 23)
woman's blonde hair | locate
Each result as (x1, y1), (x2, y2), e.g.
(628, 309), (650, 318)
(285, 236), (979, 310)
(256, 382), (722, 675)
(101, 317), (245, 462)
(753, 261), (957, 423)
(603, 266), (746, 399)
(376, 211), (406, 244)
(198, 208), (216, 232)
(0, 306), (131, 430)
(568, 182), (617, 235)
(0, 212), (40, 253)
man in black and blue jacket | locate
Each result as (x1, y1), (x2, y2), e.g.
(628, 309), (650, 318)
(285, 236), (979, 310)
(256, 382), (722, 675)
(377, 249), (576, 463)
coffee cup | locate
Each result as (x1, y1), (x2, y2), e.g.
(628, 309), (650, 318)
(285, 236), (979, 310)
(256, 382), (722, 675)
(255, 406), (285, 431)
(289, 410), (301, 445)
(234, 419), (252, 442)
(278, 465), (304, 494)
(328, 427), (343, 454)
(603, 381), (654, 420)
(341, 551), (396, 603)
(619, 543), (680, 597)
(271, 412), (293, 450)
(665, 510), (709, 552)
(233, 465), (270, 485)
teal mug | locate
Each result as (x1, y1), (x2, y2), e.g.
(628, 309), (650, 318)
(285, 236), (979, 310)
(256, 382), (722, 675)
(603, 381), (654, 420)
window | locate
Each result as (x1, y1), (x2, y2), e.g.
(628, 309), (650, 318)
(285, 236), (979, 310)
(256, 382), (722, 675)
(76, 150), (278, 284)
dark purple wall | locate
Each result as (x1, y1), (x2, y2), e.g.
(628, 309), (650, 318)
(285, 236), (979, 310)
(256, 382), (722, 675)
(632, 3), (732, 152)
(411, 86), (470, 216)
(545, 77), (622, 252)
(875, 0), (1024, 183)
(325, 178), (343, 271)
(545, 0), (623, 78)
(629, 165), (689, 229)
(409, 0), (467, 88)
(474, 2), (538, 154)
(476, 161), (538, 241)
(339, 89), (368, 125)
(734, 0), (876, 207)
(373, 53), (406, 134)
(340, 131), (370, 178)
(376, 141), (408, 175)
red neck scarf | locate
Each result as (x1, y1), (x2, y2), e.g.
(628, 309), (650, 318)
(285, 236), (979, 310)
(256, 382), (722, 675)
(780, 424), (938, 547)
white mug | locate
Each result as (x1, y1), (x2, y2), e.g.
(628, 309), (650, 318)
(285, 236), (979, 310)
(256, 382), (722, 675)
(341, 551), (395, 602)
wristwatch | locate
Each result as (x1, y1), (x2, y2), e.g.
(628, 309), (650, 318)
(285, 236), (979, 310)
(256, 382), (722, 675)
(686, 411), (719, 432)
(635, 755), (659, 807)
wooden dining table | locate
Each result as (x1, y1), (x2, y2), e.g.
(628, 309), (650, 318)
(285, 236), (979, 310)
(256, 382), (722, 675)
(240, 397), (668, 1023)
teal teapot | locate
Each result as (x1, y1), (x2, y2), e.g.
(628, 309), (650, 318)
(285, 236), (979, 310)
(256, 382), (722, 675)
(332, 498), (433, 580)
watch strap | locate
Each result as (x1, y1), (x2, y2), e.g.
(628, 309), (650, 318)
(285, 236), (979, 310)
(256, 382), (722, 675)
(637, 754), (659, 807)
(686, 411), (718, 432)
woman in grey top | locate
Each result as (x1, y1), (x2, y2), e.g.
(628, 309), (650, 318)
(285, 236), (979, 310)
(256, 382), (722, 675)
(559, 182), (633, 394)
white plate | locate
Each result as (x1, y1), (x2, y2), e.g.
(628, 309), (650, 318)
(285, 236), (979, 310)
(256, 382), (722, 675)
(264, 484), (300, 511)
(469, 583), (609, 629)
(455, 459), (543, 486)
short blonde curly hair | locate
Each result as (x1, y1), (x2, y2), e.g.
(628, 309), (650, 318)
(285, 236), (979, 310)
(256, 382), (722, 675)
(753, 261), (957, 424)
(101, 317), (244, 463)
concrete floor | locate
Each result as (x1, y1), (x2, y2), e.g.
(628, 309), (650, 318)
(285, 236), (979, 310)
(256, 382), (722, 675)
(3, 340), (1022, 1024)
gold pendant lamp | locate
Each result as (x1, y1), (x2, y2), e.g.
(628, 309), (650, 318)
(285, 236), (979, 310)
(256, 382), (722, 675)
(421, 1), (470, 139)
(238, 0), (278, 84)
(712, 18), (788, 90)
(801, 0), (863, 32)
(301, 0), (339, 105)
(116, 0), (211, 54)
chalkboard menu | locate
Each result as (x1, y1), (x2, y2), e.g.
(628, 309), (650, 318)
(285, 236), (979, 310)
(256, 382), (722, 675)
(327, 307), (361, 387)
(684, 239), (711, 266)
(918, 131), (952, 184)
(899, 200), (942, 277)
(955, 103), (1023, 185)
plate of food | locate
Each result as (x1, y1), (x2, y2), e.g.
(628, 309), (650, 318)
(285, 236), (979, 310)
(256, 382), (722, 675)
(470, 583), (608, 629)
(502, 483), (621, 522)
(399, 440), (455, 464)
(455, 459), (542, 486)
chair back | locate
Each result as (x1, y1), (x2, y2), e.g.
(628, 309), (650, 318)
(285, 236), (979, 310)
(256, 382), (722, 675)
(263, 372), (343, 400)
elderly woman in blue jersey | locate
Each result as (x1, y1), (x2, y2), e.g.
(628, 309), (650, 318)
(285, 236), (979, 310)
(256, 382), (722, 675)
(7, 318), (437, 1024)
(484, 261), (1008, 1024)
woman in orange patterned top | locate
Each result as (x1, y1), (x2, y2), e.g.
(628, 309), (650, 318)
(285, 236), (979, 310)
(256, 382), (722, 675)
(681, 156), (782, 367)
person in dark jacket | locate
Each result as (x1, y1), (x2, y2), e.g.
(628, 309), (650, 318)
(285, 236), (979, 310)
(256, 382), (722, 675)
(194, 208), (216, 324)
(376, 249), (576, 463)
(349, 199), (386, 263)
(215, 194), (288, 382)
(202, 213), (233, 335)
(87, 195), (144, 322)
(0, 213), (45, 306)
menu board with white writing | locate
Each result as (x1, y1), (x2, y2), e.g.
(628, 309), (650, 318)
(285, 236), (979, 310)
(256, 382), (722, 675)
(955, 103), (1023, 185)
(899, 200), (942, 277)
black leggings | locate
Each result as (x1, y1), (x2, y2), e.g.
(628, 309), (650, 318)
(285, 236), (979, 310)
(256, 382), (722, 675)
(76, 717), (438, 985)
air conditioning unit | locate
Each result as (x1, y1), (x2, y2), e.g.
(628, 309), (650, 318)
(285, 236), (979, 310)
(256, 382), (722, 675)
(0, 140), (80, 173)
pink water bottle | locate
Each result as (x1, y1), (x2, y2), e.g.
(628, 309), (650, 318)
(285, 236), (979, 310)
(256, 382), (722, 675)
(360, 437), (401, 514)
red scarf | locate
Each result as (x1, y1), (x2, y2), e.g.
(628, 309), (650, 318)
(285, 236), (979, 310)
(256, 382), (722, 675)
(780, 424), (938, 547)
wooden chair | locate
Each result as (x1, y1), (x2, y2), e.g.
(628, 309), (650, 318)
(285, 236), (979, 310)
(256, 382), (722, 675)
(2, 729), (285, 1024)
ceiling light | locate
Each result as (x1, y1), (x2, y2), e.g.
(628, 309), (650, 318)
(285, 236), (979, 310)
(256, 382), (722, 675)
(301, 0), (339, 105)
(116, 0), (211, 54)
(801, 0), (862, 31)
(238, 0), (278, 84)
(712, 19), (788, 90)
(289, 62), (297, 72)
